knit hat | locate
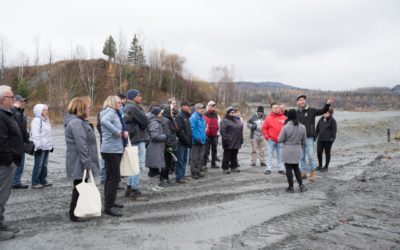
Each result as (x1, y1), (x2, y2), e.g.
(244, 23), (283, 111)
(225, 107), (237, 115)
(287, 109), (297, 120)
(150, 106), (163, 116)
(256, 106), (264, 113)
(194, 103), (205, 110)
(127, 89), (140, 100)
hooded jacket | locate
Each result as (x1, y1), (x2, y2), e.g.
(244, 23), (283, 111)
(262, 112), (286, 142)
(161, 105), (179, 151)
(124, 100), (150, 144)
(220, 114), (244, 149)
(0, 107), (24, 166)
(190, 111), (206, 145)
(145, 113), (167, 168)
(31, 104), (53, 151)
(64, 113), (99, 180)
(246, 112), (266, 139)
(204, 110), (219, 137)
(100, 107), (124, 153)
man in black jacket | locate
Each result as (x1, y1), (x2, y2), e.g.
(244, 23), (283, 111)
(0, 85), (23, 241)
(124, 89), (149, 201)
(296, 95), (334, 181)
(11, 95), (29, 189)
(175, 101), (192, 183)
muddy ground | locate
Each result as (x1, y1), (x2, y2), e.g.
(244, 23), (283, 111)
(2, 111), (400, 250)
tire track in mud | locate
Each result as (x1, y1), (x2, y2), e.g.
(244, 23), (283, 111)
(210, 147), (400, 249)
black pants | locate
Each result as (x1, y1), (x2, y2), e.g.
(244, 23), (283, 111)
(222, 149), (239, 170)
(69, 178), (87, 218)
(285, 163), (302, 187)
(161, 152), (172, 181)
(317, 141), (333, 168)
(202, 136), (218, 166)
(101, 153), (122, 210)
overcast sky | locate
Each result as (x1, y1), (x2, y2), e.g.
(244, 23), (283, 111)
(1, 0), (399, 90)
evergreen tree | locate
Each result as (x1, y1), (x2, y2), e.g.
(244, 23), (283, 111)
(128, 35), (139, 65)
(102, 35), (116, 63)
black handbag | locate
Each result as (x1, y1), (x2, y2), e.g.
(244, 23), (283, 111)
(24, 141), (35, 155)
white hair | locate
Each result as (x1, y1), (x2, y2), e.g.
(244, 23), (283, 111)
(0, 85), (12, 98)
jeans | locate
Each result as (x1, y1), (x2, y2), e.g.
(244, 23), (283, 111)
(0, 164), (16, 225)
(99, 158), (106, 182)
(300, 137), (315, 173)
(266, 140), (284, 171)
(176, 143), (189, 180)
(32, 150), (50, 185)
(12, 153), (25, 186)
(128, 142), (146, 189)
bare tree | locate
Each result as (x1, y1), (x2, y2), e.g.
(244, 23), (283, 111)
(210, 65), (235, 106)
(33, 35), (41, 66)
(78, 59), (99, 105)
(162, 53), (185, 97)
(0, 36), (9, 83)
(116, 30), (128, 93)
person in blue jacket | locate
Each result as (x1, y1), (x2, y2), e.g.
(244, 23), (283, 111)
(189, 103), (206, 179)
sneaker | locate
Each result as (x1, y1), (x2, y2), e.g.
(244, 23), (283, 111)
(0, 225), (19, 233)
(264, 170), (272, 175)
(231, 169), (240, 173)
(104, 207), (123, 217)
(158, 180), (170, 187)
(210, 164), (220, 169)
(260, 162), (267, 167)
(278, 170), (286, 175)
(316, 166), (323, 171)
(42, 183), (53, 187)
(250, 163), (256, 167)
(12, 183), (29, 189)
(151, 185), (164, 192)
(286, 186), (294, 193)
(191, 174), (200, 179)
(320, 167), (328, 172)
(31, 184), (44, 189)
(176, 179), (187, 184)
(300, 184), (307, 192)
(223, 169), (231, 174)
(0, 231), (15, 241)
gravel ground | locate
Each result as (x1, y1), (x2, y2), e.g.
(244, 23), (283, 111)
(2, 111), (400, 249)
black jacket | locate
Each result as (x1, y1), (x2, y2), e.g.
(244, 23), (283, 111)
(175, 110), (192, 147)
(220, 115), (244, 149)
(11, 106), (29, 143)
(315, 116), (337, 142)
(0, 107), (24, 166)
(162, 106), (179, 151)
(124, 100), (150, 144)
(296, 103), (330, 138)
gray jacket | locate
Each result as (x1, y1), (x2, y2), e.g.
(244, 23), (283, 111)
(100, 107), (124, 153)
(278, 121), (306, 164)
(145, 113), (167, 169)
(64, 114), (99, 180)
(246, 113), (266, 139)
(124, 100), (150, 144)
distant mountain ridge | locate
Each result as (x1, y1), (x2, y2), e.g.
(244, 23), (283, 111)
(235, 81), (299, 90)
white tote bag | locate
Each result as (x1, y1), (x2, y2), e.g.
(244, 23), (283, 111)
(74, 169), (102, 218)
(120, 137), (140, 176)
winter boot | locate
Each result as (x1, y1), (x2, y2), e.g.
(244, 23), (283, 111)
(131, 189), (149, 202)
(124, 185), (132, 197)
(309, 171), (316, 182)
(301, 172), (307, 180)
(300, 184), (307, 192)
(320, 167), (328, 172)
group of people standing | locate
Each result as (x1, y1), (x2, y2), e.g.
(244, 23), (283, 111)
(0, 83), (337, 240)
(248, 95), (336, 191)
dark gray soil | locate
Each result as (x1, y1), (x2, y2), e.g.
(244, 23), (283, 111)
(2, 111), (400, 249)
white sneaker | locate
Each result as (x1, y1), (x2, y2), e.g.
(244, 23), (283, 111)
(151, 185), (163, 192)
